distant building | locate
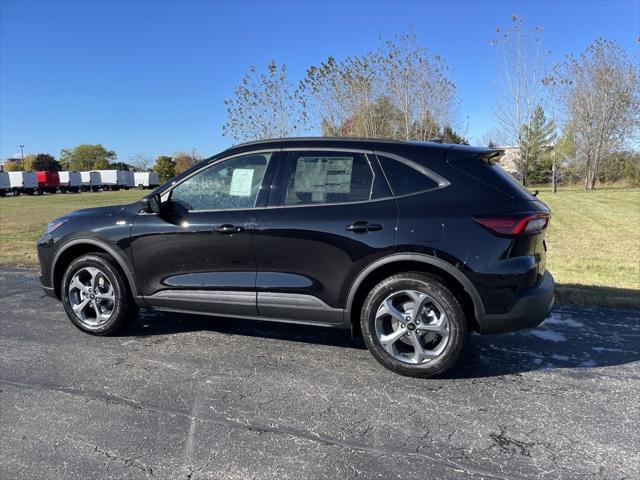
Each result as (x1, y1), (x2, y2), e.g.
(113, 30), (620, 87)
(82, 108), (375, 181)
(496, 146), (520, 178)
(0, 158), (22, 172)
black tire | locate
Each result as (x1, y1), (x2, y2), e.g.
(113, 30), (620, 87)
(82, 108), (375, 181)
(61, 253), (138, 335)
(360, 273), (468, 378)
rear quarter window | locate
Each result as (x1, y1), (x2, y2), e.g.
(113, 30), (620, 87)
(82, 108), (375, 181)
(378, 155), (440, 196)
(450, 156), (536, 200)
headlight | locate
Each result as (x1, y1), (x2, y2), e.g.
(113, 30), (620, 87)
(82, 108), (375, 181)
(46, 217), (69, 234)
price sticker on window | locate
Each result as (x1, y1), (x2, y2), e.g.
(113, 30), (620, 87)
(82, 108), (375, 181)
(229, 169), (254, 197)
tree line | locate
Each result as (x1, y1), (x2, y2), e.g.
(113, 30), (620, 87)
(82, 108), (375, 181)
(3, 144), (203, 183)
(222, 21), (639, 190)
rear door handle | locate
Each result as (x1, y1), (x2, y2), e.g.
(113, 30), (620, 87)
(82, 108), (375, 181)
(345, 221), (383, 233)
(214, 224), (244, 234)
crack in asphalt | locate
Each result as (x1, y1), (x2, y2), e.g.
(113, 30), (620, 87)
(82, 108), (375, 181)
(489, 426), (535, 457)
(1, 378), (512, 480)
(89, 444), (154, 478)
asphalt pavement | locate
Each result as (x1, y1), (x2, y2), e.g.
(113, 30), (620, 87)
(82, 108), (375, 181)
(1, 267), (638, 479)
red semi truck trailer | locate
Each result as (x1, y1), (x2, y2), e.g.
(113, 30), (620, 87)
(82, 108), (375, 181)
(36, 171), (60, 194)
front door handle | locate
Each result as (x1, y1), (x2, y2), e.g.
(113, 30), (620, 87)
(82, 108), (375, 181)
(214, 224), (244, 234)
(346, 221), (383, 233)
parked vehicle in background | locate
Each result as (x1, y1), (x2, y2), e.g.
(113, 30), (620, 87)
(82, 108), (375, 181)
(80, 171), (102, 192)
(8, 171), (38, 195)
(58, 171), (82, 193)
(96, 170), (133, 190)
(0, 171), (10, 197)
(134, 171), (160, 189)
(36, 171), (61, 194)
(37, 138), (554, 378)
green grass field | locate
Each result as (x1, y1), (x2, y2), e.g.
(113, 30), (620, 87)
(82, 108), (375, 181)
(0, 190), (144, 266)
(1, 186), (638, 307)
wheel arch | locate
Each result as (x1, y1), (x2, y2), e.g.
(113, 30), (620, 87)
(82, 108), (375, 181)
(345, 253), (484, 335)
(51, 238), (141, 301)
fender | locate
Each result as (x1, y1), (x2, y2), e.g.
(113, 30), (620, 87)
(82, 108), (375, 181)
(345, 252), (485, 320)
(51, 237), (144, 303)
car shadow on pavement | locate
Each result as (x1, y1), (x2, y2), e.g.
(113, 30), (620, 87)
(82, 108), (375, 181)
(445, 305), (640, 379)
(123, 308), (360, 349)
(121, 305), (640, 378)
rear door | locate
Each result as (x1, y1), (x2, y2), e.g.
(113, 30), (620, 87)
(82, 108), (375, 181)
(254, 149), (397, 325)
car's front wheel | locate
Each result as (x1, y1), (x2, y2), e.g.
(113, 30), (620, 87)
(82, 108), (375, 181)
(61, 253), (138, 335)
(361, 273), (468, 378)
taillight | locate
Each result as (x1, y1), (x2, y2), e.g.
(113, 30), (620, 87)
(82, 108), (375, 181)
(474, 212), (549, 236)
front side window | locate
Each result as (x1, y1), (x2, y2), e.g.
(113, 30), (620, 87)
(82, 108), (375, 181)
(378, 155), (439, 196)
(170, 153), (271, 211)
(282, 151), (374, 206)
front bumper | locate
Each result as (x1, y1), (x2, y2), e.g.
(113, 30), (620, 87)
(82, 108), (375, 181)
(478, 271), (554, 335)
(37, 233), (58, 299)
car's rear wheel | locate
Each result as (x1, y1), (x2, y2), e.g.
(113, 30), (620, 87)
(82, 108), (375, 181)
(61, 253), (138, 335)
(360, 273), (468, 378)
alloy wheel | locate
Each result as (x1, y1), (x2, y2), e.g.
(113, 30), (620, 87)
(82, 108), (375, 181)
(68, 267), (116, 327)
(374, 289), (450, 364)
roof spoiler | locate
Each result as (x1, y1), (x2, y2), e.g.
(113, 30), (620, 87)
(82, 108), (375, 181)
(446, 146), (505, 164)
(479, 149), (505, 165)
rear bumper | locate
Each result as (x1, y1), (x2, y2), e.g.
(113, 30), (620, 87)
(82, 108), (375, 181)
(478, 271), (554, 335)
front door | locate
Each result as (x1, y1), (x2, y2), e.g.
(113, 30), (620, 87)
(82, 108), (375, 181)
(130, 151), (278, 317)
(254, 149), (397, 325)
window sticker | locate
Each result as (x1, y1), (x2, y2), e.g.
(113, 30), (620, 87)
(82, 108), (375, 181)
(294, 157), (354, 196)
(229, 168), (254, 197)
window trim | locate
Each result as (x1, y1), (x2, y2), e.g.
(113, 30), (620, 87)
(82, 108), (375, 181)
(158, 149), (278, 212)
(277, 148), (379, 208)
(374, 151), (450, 199)
(154, 146), (450, 213)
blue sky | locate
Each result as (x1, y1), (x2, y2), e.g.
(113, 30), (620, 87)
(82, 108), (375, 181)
(1, 0), (638, 162)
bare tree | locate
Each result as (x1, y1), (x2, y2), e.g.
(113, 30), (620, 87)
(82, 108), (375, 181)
(381, 32), (458, 141)
(491, 16), (551, 186)
(550, 39), (639, 189)
(301, 53), (386, 137)
(130, 154), (153, 171)
(301, 32), (460, 140)
(301, 57), (353, 136)
(223, 61), (307, 143)
(480, 128), (505, 148)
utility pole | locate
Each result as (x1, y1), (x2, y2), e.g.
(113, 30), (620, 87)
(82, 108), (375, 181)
(19, 145), (25, 170)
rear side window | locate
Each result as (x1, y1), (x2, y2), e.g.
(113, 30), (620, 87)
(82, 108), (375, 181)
(378, 155), (439, 196)
(282, 151), (373, 205)
(450, 156), (536, 200)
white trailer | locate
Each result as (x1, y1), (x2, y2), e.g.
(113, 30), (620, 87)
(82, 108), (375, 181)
(80, 171), (102, 191)
(96, 170), (134, 190)
(58, 171), (83, 193)
(133, 171), (160, 189)
(7, 171), (38, 195)
(0, 172), (10, 197)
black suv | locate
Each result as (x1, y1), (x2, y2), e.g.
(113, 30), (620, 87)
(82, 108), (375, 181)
(38, 138), (554, 377)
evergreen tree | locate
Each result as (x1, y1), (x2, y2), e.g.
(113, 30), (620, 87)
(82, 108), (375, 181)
(441, 126), (469, 145)
(521, 106), (556, 184)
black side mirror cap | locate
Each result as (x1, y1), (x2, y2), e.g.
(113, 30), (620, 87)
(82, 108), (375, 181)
(140, 194), (161, 214)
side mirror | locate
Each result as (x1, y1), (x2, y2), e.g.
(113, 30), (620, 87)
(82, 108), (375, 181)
(140, 194), (161, 214)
